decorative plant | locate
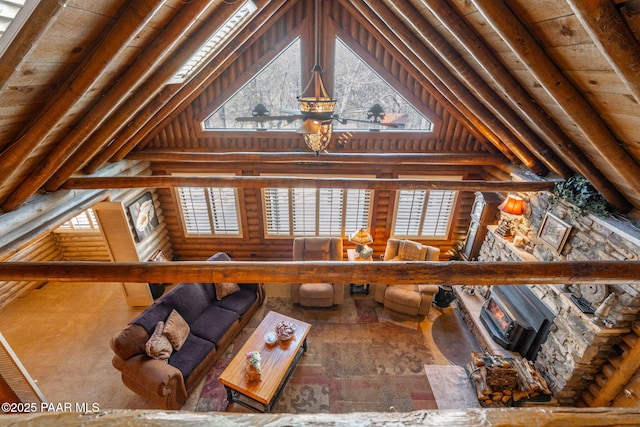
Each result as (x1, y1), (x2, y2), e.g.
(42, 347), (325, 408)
(246, 351), (262, 370)
(551, 175), (612, 218)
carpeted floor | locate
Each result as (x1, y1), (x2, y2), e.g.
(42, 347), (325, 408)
(195, 296), (440, 413)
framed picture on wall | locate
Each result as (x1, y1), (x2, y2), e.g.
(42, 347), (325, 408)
(538, 212), (572, 254)
(128, 192), (159, 242)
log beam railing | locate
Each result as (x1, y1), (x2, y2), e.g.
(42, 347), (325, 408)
(0, 261), (637, 286)
(61, 176), (555, 193)
(418, 0), (629, 211)
(470, 0), (639, 212)
(0, 1), (67, 92)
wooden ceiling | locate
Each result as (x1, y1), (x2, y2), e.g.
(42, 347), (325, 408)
(0, 0), (640, 214)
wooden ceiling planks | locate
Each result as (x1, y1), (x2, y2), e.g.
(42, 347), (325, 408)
(470, 0), (639, 212)
(0, 0), (639, 215)
(421, 0), (629, 212)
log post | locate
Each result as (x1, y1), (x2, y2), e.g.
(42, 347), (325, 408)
(419, 0), (630, 211)
(470, 0), (639, 213)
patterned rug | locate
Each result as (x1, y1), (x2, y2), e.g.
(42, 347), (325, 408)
(195, 296), (436, 413)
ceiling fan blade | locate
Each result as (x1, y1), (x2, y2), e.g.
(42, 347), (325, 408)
(235, 114), (301, 123)
(334, 116), (399, 128)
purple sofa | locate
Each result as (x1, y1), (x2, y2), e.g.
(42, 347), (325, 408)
(110, 252), (265, 409)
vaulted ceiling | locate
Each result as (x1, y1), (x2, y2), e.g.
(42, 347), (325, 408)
(1, 0), (640, 215)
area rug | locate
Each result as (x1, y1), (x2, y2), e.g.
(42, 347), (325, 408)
(195, 295), (437, 413)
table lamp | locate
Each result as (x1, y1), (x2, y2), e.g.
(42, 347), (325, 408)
(495, 195), (526, 238)
(349, 229), (374, 259)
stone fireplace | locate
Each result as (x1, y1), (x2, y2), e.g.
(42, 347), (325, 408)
(457, 191), (640, 406)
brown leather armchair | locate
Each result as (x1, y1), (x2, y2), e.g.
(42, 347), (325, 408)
(291, 237), (344, 307)
(374, 238), (440, 316)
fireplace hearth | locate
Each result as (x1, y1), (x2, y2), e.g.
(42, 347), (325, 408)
(480, 285), (555, 360)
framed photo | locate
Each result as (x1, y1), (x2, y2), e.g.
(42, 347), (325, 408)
(538, 212), (572, 254)
(128, 192), (159, 242)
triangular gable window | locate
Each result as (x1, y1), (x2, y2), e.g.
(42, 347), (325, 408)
(203, 39), (302, 131)
(333, 38), (432, 132)
(202, 37), (433, 132)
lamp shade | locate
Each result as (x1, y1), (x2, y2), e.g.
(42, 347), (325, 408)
(498, 195), (525, 216)
(349, 229), (373, 245)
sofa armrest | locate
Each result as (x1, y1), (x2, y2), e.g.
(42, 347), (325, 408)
(118, 354), (188, 409)
(111, 324), (149, 361)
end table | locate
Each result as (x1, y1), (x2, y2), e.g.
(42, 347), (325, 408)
(347, 249), (372, 295)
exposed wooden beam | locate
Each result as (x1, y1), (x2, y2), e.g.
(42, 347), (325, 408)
(0, 0), (168, 208)
(345, 0), (548, 175)
(0, 0), (68, 91)
(125, 151), (507, 165)
(88, 0), (293, 171)
(61, 176), (555, 192)
(419, 0), (631, 212)
(567, 0), (640, 103)
(383, 0), (571, 178)
(0, 261), (637, 285)
(471, 0), (639, 212)
(34, 0), (221, 194)
(3, 407), (640, 427)
(339, 0), (518, 165)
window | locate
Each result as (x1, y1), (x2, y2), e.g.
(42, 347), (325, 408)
(169, 0), (257, 84)
(262, 181), (372, 238)
(201, 36), (435, 133)
(56, 208), (100, 232)
(175, 175), (242, 237)
(392, 177), (459, 239)
(333, 37), (433, 131)
(203, 38), (301, 130)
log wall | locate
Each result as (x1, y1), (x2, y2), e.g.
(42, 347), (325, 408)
(53, 231), (111, 262)
(152, 162), (484, 261)
(0, 234), (63, 309)
(0, 160), (173, 307)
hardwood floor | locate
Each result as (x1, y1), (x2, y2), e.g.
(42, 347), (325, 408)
(0, 282), (477, 411)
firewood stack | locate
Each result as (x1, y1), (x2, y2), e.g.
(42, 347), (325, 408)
(467, 352), (552, 407)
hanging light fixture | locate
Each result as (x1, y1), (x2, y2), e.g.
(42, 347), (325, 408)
(297, 0), (336, 156)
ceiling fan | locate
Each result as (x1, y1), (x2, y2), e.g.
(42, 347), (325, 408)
(234, 0), (399, 156)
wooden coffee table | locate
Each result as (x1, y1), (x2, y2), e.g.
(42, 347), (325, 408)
(218, 311), (311, 412)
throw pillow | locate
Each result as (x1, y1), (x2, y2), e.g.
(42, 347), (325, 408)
(399, 240), (422, 261)
(215, 282), (241, 300)
(303, 239), (331, 261)
(163, 309), (190, 351)
(145, 321), (172, 362)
